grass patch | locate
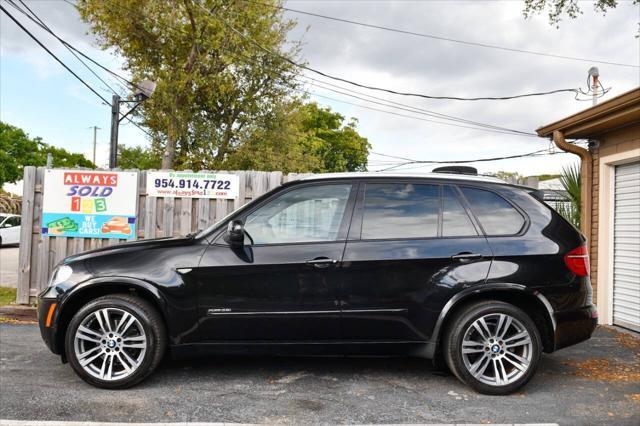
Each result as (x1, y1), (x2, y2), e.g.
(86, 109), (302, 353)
(0, 287), (17, 306)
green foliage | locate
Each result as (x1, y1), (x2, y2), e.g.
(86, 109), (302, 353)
(558, 162), (581, 228)
(523, 0), (639, 27)
(223, 102), (370, 173)
(222, 99), (319, 173)
(0, 122), (95, 186)
(77, 0), (302, 169)
(0, 287), (16, 306)
(299, 103), (370, 173)
(534, 173), (561, 181)
(117, 144), (161, 170)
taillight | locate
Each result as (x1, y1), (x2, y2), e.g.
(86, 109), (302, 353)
(564, 245), (590, 277)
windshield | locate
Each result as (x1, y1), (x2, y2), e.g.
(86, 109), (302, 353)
(0, 215), (6, 224)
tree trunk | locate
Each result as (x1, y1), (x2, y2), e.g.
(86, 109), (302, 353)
(162, 114), (179, 169)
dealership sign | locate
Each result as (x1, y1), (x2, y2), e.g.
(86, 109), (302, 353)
(146, 171), (239, 199)
(42, 170), (138, 239)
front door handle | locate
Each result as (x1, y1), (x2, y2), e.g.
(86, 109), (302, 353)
(306, 257), (338, 268)
(451, 252), (483, 262)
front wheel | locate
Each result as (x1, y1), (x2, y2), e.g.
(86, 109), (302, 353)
(65, 294), (166, 389)
(444, 300), (542, 395)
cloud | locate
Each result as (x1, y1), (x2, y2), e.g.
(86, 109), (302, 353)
(285, 0), (639, 174)
(1, 0), (638, 176)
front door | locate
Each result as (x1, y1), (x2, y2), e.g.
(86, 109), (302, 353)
(340, 182), (493, 342)
(195, 182), (356, 342)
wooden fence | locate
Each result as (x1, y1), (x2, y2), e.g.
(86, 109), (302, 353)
(16, 167), (306, 304)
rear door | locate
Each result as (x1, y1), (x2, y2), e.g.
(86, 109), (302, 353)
(340, 181), (493, 341)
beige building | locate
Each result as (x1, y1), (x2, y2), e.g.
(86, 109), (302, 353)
(537, 87), (640, 332)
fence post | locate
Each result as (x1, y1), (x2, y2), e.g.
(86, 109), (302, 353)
(16, 166), (36, 304)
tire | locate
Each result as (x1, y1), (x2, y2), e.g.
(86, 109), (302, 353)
(65, 294), (166, 389)
(443, 300), (541, 395)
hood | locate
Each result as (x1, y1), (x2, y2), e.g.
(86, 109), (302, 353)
(62, 236), (197, 265)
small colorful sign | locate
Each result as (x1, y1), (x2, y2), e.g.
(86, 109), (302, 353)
(146, 171), (239, 199)
(42, 170), (138, 239)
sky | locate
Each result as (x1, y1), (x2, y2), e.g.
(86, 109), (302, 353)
(1, 0), (639, 177)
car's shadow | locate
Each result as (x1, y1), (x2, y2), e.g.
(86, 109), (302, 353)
(146, 354), (446, 385)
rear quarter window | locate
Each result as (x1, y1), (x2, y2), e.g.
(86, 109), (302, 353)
(459, 186), (525, 235)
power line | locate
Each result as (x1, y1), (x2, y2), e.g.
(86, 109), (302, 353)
(9, 0), (125, 95)
(300, 78), (536, 136)
(228, 50), (537, 136)
(1, 4), (111, 105)
(375, 149), (563, 172)
(0, 4), (153, 139)
(12, 0), (141, 92)
(295, 88), (538, 137)
(200, 5), (588, 102)
(48, 3), (556, 160)
(244, 0), (638, 69)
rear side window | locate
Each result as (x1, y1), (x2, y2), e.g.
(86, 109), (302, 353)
(460, 187), (525, 235)
(362, 183), (439, 239)
(442, 186), (477, 237)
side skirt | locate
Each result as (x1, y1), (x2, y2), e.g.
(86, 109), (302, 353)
(169, 341), (435, 359)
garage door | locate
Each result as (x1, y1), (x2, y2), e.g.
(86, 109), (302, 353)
(613, 161), (640, 332)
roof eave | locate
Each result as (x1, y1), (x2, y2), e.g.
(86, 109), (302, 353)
(536, 87), (640, 139)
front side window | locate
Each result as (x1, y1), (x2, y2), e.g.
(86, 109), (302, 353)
(244, 184), (352, 244)
(460, 187), (525, 235)
(362, 183), (439, 239)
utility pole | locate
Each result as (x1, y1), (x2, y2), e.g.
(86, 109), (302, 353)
(588, 67), (600, 107)
(90, 126), (101, 165)
(108, 80), (156, 169)
(109, 94), (120, 169)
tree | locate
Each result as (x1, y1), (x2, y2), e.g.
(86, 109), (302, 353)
(223, 102), (370, 173)
(523, 0), (639, 27)
(557, 162), (581, 228)
(298, 103), (370, 173)
(0, 122), (95, 186)
(77, 0), (302, 170)
(117, 144), (161, 170)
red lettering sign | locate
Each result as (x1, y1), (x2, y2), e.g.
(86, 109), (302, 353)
(63, 172), (118, 186)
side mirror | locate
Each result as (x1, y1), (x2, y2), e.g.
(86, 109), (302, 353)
(225, 220), (245, 247)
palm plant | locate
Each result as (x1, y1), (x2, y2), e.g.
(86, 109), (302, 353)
(557, 163), (581, 228)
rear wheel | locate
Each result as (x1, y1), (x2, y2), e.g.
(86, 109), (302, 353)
(65, 294), (166, 389)
(444, 300), (541, 395)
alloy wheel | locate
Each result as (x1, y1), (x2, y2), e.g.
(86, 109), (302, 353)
(460, 313), (533, 386)
(73, 308), (147, 381)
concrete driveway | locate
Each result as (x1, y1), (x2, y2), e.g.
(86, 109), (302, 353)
(0, 246), (19, 288)
(0, 325), (638, 425)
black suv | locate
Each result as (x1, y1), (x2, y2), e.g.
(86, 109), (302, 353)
(38, 172), (597, 394)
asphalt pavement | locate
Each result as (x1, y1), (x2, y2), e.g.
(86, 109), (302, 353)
(0, 324), (638, 425)
(0, 246), (19, 288)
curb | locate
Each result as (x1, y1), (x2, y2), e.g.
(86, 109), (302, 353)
(0, 305), (37, 322)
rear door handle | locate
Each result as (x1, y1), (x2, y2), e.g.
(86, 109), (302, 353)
(306, 257), (338, 268)
(451, 252), (483, 261)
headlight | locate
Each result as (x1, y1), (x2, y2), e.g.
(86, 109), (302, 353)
(49, 265), (73, 287)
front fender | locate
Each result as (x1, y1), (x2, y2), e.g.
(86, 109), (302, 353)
(61, 276), (168, 313)
(52, 277), (174, 357)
